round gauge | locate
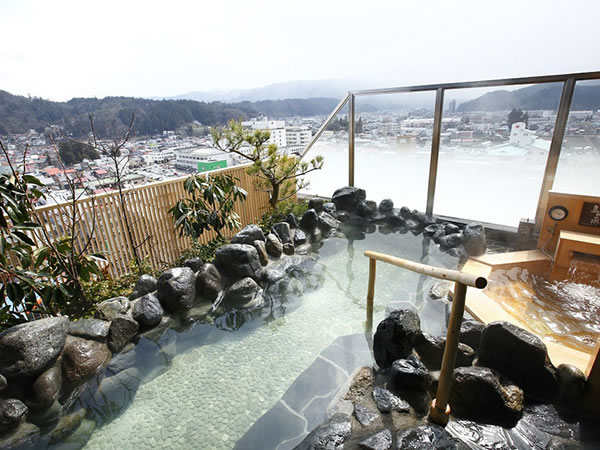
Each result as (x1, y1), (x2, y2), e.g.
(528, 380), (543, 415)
(548, 205), (568, 221)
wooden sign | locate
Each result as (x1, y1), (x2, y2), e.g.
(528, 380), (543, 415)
(579, 202), (600, 227)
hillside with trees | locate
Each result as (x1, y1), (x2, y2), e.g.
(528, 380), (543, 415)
(457, 83), (600, 112)
(0, 90), (340, 138)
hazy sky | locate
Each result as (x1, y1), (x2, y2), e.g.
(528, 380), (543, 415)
(1, 0), (598, 101)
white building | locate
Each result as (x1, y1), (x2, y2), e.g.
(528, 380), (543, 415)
(142, 148), (174, 164)
(242, 117), (287, 147)
(285, 126), (312, 147)
(174, 146), (230, 171)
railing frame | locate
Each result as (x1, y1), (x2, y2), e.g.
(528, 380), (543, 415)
(301, 71), (600, 232)
(364, 250), (487, 426)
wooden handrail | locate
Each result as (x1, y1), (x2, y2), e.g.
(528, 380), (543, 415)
(364, 249), (487, 427)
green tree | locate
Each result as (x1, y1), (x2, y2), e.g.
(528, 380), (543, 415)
(212, 120), (323, 208)
(356, 116), (364, 134)
(169, 173), (247, 240)
(58, 140), (100, 165)
(507, 108), (528, 131)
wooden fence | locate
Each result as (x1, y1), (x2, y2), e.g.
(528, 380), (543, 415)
(33, 164), (272, 278)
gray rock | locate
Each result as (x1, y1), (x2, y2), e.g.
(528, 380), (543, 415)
(196, 263), (222, 301)
(49, 408), (86, 444)
(359, 429), (392, 450)
(156, 267), (196, 312)
(0, 399), (28, 433)
(391, 354), (432, 391)
(428, 281), (451, 300)
(357, 200), (378, 217)
(323, 202), (337, 216)
(231, 224), (265, 244)
(0, 422), (39, 449)
(318, 211), (339, 231)
(107, 313), (139, 353)
(299, 208), (319, 231)
(372, 387), (409, 413)
(399, 206), (411, 218)
(373, 309), (421, 368)
(415, 332), (474, 370)
(215, 244), (263, 282)
(0, 317), (69, 378)
(0, 374), (6, 391)
(283, 242), (295, 255)
(265, 233), (283, 258)
(31, 363), (61, 407)
(462, 223), (487, 256)
(285, 213), (300, 228)
(293, 229), (307, 246)
(26, 398), (61, 429)
(106, 345), (136, 375)
(386, 211), (405, 227)
(395, 424), (466, 449)
(423, 223), (444, 237)
(68, 319), (111, 342)
(85, 368), (142, 424)
(63, 337), (110, 384)
(272, 222), (292, 244)
(295, 243), (312, 255)
(557, 364), (586, 405)
(308, 198), (324, 212)
(336, 210), (350, 223)
(449, 366), (524, 427)
(182, 257), (204, 272)
(97, 296), (130, 320)
(379, 198), (394, 213)
(444, 223), (461, 234)
(478, 321), (557, 400)
(251, 240), (269, 266)
(295, 412), (351, 450)
(51, 418), (94, 448)
(459, 319), (485, 351)
(129, 274), (158, 300)
(132, 293), (164, 327)
(223, 277), (263, 309)
(332, 186), (366, 212)
(354, 403), (378, 427)
(439, 232), (463, 250)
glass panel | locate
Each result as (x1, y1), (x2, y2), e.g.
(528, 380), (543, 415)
(434, 83), (562, 226)
(554, 80), (600, 196)
(300, 105), (348, 198)
(354, 91), (436, 208)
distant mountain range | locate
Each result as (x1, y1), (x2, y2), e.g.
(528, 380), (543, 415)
(457, 82), (600, 112)
(0, 90), (341, 137)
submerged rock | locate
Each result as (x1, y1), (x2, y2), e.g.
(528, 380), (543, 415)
(156, 267), (196, 312)
(0, 422), (39, 449)
(477, 321), (557, 400)
(449, 366), (524, 427)
(373, 309), (421, 368)
(0, 317), (69, 378)
(214, 244), (263, 282)
(129, 275), (158, 300)
(391, 354), (431, 391)
(49, 408), (86, 444)
(295, 412), (352, 450)
(395, 424), (466, 449)
(439, 232), (463, 250)
(372, 387), (410, 413)
(231, 224), (265, 245)
(359, 429), (392, 450)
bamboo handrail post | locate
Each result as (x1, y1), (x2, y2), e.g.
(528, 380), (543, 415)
(429, 280), (468, 426)
(366, 257), (376, 331)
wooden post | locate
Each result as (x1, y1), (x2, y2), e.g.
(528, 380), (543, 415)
(429, 281), (468, 426)
(366, 257), (376, 331)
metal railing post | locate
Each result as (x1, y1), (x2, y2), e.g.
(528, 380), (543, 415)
(426, 88), (445, 216)
(533, 78), (576, 234)
(366, 257), (376, 331)
(348, 94), (356, 187)
(429, 280), (468, 426)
